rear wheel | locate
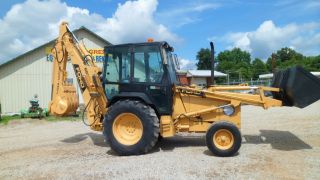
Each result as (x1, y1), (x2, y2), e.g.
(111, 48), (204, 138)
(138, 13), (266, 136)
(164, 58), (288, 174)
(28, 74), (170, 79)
(104, 100), (159, 155)
(206, 121), (241, 157)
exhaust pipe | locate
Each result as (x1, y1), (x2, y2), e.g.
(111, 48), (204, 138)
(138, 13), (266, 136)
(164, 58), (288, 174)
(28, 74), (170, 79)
(210, 42), (215, 86)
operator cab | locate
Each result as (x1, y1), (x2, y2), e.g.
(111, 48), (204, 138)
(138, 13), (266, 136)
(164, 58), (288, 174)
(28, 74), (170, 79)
(103, 41), (178, 115)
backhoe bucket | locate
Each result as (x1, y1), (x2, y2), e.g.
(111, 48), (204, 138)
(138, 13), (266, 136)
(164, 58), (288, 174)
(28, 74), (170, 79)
(272, 66), (320, 108)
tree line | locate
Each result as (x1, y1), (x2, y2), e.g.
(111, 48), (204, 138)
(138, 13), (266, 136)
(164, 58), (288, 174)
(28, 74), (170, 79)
(196, 47), (320, 80)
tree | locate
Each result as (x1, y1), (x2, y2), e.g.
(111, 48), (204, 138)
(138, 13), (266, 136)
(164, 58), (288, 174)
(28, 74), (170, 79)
(216, 48), (252, 80)
(276, 47), (303, 62)
(195, 45), (320, 82)
(196, 48), (211, 70)
(304, 55), (320, 71)
(266, 47), (304, 71)
(251, 58), (267, 79)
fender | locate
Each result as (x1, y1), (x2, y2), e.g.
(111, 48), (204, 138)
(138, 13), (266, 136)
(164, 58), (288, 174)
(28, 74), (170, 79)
(109, 92), (160, 116)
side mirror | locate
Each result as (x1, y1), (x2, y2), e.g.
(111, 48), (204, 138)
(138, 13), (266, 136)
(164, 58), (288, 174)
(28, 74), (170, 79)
(173, 54), (180, 70)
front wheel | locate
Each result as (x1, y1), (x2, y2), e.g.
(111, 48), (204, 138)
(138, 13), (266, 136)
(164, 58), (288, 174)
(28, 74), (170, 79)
(103, 100), (159, 155)
(206, 121), (241, 157)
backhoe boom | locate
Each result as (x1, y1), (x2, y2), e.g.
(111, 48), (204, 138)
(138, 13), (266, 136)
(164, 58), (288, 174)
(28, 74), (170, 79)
(49, 22), (107, 131)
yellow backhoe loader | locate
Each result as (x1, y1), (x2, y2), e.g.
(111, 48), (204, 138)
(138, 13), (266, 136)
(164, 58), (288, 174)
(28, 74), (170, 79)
(49, 22), (320, 156)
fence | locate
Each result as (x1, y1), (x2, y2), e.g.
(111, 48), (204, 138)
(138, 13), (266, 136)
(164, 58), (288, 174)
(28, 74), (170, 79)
(217, 78), (273, 86)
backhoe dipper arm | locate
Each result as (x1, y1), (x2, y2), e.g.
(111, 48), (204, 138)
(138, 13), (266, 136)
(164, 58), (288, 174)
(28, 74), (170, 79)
(49, 22), (107, 131)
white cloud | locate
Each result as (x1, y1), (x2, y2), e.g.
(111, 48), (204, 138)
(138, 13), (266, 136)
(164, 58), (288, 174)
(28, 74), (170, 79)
(161, 2), (220, 16)
(95, 0), (180, 43)
(179, 58), (196, 70)
(218, 20), (320, 59)
(156, 2), (220, 28)
(275, 0), (320, 10)
(0, 0), (179, 63)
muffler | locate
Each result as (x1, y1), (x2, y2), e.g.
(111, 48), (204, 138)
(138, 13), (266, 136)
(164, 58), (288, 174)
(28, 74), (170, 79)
(272, 66), (320, 108)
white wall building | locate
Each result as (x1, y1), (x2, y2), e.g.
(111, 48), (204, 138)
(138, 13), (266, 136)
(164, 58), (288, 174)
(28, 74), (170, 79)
(0, 27), (111, 114)
(186, 70), (227, 87)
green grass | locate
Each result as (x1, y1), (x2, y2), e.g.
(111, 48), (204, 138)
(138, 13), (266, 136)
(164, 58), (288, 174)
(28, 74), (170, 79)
(0, 115), (22, 125)
(0, 114), (82, 125)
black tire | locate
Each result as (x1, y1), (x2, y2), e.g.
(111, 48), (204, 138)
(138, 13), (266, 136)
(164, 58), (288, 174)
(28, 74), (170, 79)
(206, 121), (241, 157)
(103, 99), (159, 155)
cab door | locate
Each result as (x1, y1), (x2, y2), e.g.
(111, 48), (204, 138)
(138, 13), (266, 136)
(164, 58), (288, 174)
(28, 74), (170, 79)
(131, 45), (172, 115)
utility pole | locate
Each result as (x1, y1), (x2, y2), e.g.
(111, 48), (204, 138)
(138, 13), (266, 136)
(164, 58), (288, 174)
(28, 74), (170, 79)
(227, 71), (230, 85)
(272, 53), (276, 74)
(238, 71), (242, 83)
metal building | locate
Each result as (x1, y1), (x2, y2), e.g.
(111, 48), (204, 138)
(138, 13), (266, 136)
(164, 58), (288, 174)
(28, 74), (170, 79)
(0, 27), (111, 114)
(186, 70), (227, 87)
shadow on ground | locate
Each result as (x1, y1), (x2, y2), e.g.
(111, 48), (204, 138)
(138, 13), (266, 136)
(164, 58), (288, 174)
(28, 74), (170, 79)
(155, 135), (206, 151)
(243, 130), (312, 151)
(61, 133), (108, 147)
(156, 130), (312, 152)
(61, 129), (312, 155)
(106, 135), (206, 155)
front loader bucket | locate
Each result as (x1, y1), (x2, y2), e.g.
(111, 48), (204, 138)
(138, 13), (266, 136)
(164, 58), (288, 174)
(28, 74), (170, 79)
(272, 66), (320, 108)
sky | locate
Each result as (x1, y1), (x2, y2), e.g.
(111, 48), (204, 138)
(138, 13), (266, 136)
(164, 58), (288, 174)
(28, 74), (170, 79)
(0, 0), (319, 69)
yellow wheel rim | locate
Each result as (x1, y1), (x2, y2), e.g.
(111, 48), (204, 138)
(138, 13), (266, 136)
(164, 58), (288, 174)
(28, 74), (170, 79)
(112, 113), (143, 146)
(213, 129), (234, 150)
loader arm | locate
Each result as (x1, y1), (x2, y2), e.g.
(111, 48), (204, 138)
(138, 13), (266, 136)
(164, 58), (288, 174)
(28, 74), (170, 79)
(178, 85), (283, 109)
(49, 22), (107, 131)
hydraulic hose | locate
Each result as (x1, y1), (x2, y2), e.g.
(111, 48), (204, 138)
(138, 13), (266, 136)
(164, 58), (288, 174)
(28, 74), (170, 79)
(82, 99), (101, 127)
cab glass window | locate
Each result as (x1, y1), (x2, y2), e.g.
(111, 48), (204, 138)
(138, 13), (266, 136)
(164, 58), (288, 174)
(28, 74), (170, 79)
(105, 47), (130, 83)
(133, 46), (163, 83)
(166, 50), (178, 84)
(133, 52), (146, 82)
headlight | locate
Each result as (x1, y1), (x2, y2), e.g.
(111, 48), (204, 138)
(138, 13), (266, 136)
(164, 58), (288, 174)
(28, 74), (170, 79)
(223, 105), (235, 116)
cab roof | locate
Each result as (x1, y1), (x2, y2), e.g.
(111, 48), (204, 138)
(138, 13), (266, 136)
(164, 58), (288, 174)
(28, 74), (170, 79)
(104, 41), (173, 51)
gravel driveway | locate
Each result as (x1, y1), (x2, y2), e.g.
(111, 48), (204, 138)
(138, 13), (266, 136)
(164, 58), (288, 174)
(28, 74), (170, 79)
(1, 101), (319, 179)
